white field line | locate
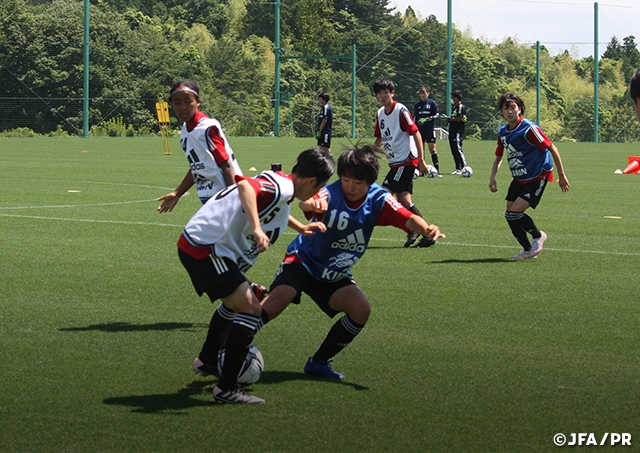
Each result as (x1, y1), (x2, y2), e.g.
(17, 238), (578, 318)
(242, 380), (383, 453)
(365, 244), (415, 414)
(1, 211), (639, 257)
(0, 198), (160, 210)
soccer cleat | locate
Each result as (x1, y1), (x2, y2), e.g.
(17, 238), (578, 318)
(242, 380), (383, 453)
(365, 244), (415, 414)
(404, 232), (419, 248)
(304, 357), (345, 379)
(193, 357), (219, 377)
(213, 385), (265, 404)
(510, 250), (536, 260)
(413, 236), (436, 248)
(250, 282), (269, 301)
(451, 169), (462, 175)
(529, 231), (547, 257)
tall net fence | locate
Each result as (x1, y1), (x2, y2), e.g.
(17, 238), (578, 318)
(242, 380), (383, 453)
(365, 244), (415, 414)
(2, 0), (640, 142)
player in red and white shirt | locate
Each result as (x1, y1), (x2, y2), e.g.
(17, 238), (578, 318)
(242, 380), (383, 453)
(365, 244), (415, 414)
(158, 80), (242, 212)
(178, 148), (334, 404)
(373, 77), (434, 248)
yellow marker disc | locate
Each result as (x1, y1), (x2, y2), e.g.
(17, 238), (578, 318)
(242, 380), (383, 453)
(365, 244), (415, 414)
(603, 216), (621, 219)
(67, 190), (81, 193)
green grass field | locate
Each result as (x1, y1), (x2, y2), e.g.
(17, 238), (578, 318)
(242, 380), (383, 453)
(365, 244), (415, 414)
(1, 136), (639, 452)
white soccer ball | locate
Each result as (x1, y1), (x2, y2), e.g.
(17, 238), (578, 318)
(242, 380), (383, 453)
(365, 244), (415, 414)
(217, 345), (264, 384)
(425, 165), (439, 178)
(461, 166), (474, 177)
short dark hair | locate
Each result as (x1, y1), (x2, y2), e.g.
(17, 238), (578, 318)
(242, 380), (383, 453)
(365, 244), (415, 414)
(337, 144), (380, 185)
(497, 92), (526, 116)
(451, 90), (462, 101)
(318, 92), (330, 102)
(169, 80), (200, 100)
(373, 77), (395, 94)
(630, 68), (640, 102)
(417, 86), (430, 94)
(291, 148), (335, 185)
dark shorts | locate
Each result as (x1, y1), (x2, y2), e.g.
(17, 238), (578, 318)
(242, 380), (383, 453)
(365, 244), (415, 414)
(178, 249), (246, 302)
(270, 261), (356, 318)
(318, 132), (331, 149)
(506, 178), (547, 209)
(419, 128), (436, 143)
(382, 165), (415, 195)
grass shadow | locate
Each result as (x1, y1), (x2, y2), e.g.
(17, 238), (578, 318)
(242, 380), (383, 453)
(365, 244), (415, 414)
(103, 381), (214, 414)
(59, 321), (204, 332)
(259, 370), (369, 391)
(434, 258), (512, 264)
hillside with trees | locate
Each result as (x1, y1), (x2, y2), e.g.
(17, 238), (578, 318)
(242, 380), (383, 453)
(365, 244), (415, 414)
(1, 0), (639, 141)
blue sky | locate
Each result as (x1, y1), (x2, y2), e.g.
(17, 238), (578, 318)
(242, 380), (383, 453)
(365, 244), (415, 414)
(390, 0), (640, 58)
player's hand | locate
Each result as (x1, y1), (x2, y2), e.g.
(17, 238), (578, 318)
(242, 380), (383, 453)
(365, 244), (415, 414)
(558, 174), (570, 192)
(489, 178), (498, 193)
(417, 118), (427, 126)
(253, 228), (271, 253)
(299, 221), (327, 236)
(300, 197), (328, 214)
(157, 192), (180, 213)
(425, 224), (446, 241)
(315, 131), (321, 140)
(418, 161), (429, 175)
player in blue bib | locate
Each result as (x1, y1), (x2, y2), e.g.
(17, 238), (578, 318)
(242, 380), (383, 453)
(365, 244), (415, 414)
(260, 144), (445, 379)
(489, 92), (570, 259)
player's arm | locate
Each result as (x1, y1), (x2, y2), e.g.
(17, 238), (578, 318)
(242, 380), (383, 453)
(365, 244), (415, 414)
(157, 169), (194, 213)
(208, 126), (238, 187)
(406, 215), (446, 241)
(237, 180), (270, 253)
(373, 115), (383, 148)
(527, 127), (570, 192)
(489, 138), (503, 193)
(411, 129), (428, 174)
(377, 194), (444, 241)
(548, 143), (570, 192)
(287, 215), (327, 236)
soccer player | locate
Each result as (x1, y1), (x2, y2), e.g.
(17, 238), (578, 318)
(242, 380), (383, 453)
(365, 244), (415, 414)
(259, 145), (445, 379)
(631, 68), (640, 122)
(489, 92), (570, 259)
(414, 87), (441, 174)
(372, 77), (435, 248)
(316, 92), (333, 152)
(158, 80), (242, 212)
(179, 148), (334, 404)
(444, 90), (469, 174)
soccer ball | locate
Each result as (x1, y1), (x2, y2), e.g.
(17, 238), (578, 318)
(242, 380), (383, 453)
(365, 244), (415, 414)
(217, 345), (264, 384)
(425, 165), (439, 178)
(461, 166), (473, 177)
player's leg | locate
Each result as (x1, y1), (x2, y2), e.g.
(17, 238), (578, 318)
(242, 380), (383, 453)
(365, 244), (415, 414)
(213, 282), (266, 404)
(303, 280), (366, 379)
(194, 303), (235, 376)
(179, 250), (240, 376)
(428, 141), (440, 173)
(505, 196), (542, 259)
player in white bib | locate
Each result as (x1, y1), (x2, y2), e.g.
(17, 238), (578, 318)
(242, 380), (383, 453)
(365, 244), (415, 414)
(158, 80), (242, 212)
(373, 77), (435, 248)
(178, 148), (334, 404)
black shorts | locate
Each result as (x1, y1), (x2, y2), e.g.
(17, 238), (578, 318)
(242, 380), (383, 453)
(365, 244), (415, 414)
(178, 249), (247, 302)
(419, 128), (436, 144)
(506, 178), (547, 209)
(382, 165), (415, 195)
(270, 261), (356, 318)
(318, 132), (331, 149)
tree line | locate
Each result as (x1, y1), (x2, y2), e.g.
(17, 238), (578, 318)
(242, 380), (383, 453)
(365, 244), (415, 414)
(1, 0), (639, 141)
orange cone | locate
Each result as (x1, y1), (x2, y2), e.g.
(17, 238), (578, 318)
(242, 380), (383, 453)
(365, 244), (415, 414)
(622, 159), (640, 174)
